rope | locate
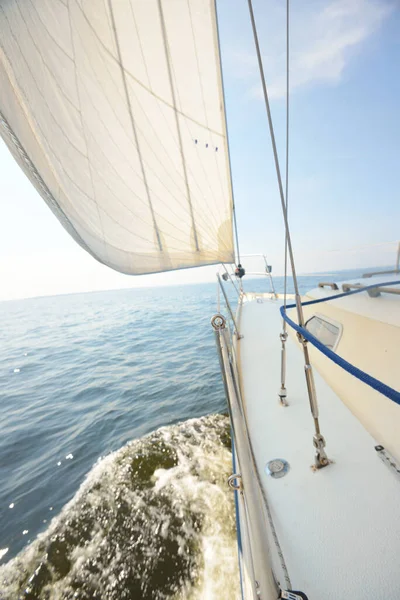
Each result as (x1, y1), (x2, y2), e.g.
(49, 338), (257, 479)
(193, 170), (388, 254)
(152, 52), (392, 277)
(283, 0), (290, 324)
(247, 0), (301, 302)
(280, 280), (400, 405)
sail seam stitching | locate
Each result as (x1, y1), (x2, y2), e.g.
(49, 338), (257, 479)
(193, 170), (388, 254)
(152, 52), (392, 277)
(125, 0), (226, 238)
(0, 111), (97, 261)
(107, 0), (163, 253)
(157, 0), (200, 253)
(67, 0), (109, 257)
(0, 6), (87, 160)
(73, 2), (224, 138)
(185, 0), (227, 236)
(71, 44), (222, 242)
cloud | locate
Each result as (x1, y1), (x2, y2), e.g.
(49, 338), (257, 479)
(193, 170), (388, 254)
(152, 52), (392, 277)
(229, 0), (392, 100)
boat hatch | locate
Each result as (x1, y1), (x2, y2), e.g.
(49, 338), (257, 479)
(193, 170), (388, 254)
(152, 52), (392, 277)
(304, 314), (342, 351)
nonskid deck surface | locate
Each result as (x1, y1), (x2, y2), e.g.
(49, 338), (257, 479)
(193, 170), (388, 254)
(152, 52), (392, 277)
(237, 293), (400, 600)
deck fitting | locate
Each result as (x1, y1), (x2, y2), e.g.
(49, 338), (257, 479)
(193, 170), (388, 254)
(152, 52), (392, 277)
(266, 459), (290, 479)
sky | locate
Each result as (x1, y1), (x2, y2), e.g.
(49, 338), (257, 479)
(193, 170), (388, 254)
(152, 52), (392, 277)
(1, 0), (399, 301)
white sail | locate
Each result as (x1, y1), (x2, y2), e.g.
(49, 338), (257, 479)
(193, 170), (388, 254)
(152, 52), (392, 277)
(0, 0), (234, 274)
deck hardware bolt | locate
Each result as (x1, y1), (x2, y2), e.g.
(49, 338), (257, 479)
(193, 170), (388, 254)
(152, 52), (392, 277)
(266, 459), (290, 478)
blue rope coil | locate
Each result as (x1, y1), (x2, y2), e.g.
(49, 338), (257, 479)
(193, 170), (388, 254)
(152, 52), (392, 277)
(280, 280), (400, 405)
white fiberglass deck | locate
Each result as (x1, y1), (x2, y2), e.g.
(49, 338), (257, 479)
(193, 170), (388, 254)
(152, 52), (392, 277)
(237, 293), (400, 599)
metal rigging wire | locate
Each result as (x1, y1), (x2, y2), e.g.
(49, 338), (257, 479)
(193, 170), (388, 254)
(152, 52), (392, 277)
(283, 0), (289, 321)
(246, 0), (300, 301)
(247, 0), (329, 468)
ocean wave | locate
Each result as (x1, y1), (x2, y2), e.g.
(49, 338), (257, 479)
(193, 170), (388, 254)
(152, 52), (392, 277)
(0, 414), (239, 600)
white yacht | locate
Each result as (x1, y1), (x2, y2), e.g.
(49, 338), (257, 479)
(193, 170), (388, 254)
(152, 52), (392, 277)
(0, 0), (399, 598)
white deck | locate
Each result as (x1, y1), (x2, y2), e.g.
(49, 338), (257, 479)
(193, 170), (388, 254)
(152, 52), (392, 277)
(237, 293), (400, 599)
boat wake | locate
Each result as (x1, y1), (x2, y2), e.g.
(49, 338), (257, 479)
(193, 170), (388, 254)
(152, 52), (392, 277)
(0, 414), (239, 599)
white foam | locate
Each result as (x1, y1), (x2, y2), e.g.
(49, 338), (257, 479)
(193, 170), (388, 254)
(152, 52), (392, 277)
(0, 414), (240, 599)
(0, 548), (8, 560)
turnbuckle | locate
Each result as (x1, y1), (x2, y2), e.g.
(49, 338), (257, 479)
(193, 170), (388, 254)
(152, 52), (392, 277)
(279, 331), (289, 406)
(278, 385), (288, 406)
(313, 433), (329, 468)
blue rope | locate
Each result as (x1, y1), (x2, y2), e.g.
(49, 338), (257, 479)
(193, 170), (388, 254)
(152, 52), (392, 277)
(280, 280), (400, 405)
